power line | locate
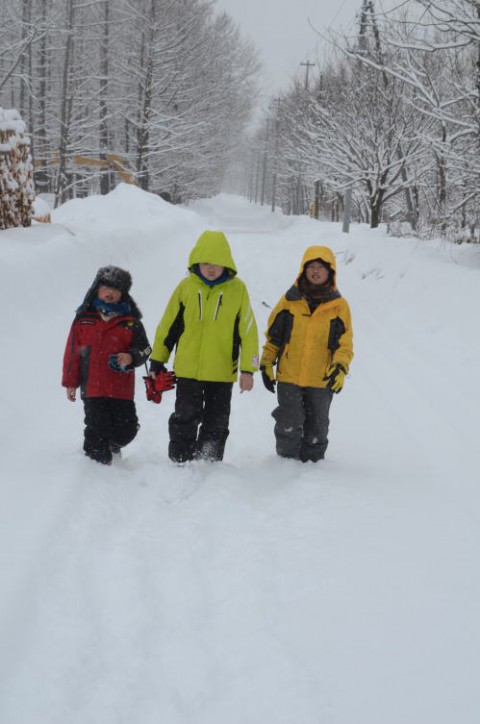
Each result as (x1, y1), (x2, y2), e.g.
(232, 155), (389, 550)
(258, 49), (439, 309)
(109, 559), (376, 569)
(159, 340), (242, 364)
(326, 0), (354, 31)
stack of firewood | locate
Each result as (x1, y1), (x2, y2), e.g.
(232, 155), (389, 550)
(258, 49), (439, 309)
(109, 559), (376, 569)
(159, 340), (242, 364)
(0, 108), (35, 231)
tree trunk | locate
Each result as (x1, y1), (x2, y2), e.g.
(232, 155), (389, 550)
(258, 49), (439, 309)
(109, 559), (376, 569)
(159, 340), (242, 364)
(370, 188), (384, 228)
(136, 20), (154, 192)
(55, 0), (75, 206)
(35, 0), (50, 192)
(99, 0), (111, 195)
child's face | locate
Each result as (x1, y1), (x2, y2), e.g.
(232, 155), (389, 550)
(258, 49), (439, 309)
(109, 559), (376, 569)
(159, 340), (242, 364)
(97, 285), (122, 303)
(199, 263), (225, 281)
(305, 261), (329, 286)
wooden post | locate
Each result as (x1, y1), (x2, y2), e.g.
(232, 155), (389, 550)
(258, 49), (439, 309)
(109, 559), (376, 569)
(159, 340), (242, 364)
(342, 185), (353, 233)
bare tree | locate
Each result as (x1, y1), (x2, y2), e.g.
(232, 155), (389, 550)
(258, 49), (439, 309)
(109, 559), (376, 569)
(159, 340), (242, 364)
(345, 0), (480, 236)
(1, 0), (261, 204)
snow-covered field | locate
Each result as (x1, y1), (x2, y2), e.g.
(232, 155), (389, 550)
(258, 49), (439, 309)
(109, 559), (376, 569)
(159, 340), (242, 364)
(1, 186), (479, 723)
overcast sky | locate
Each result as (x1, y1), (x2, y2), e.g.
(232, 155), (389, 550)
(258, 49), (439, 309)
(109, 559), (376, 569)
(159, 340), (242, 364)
(214, 0), (370, 94)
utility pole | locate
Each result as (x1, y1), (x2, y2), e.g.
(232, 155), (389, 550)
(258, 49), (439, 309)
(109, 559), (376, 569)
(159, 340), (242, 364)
(300, 60), (315, 90)
(358, 0), (417, 228)
(260, 118), (270, 206)
(358, 0), (369, 55)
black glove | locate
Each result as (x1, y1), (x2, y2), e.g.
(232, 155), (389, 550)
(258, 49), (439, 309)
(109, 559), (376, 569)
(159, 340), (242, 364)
(324, 363), (347, 393)
(149, 359), (167, 375)
(260, 365), (276, 393)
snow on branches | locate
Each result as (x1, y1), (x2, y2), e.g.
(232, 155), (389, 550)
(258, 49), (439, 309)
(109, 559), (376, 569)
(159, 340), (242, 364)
(0, 108), (35, 230)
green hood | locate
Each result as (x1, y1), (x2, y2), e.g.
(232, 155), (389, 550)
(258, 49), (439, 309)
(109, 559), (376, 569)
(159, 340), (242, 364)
(188, 231), (237, 275)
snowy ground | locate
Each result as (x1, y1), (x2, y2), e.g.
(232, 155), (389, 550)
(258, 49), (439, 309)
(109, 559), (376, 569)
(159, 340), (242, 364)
(1, 187), (479, 724)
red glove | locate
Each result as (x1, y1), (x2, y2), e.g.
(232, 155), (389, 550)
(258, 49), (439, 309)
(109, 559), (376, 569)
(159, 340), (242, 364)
(154, 370), (176, 392)
(143, 371), (176, 403)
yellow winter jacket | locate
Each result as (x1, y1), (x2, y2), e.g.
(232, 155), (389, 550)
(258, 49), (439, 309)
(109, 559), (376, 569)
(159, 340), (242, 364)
(151, 231), (259, 382)
(261, 246), (353, 388)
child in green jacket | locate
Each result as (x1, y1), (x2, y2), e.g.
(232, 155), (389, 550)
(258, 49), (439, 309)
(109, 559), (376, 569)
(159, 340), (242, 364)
(150, 230), (259, 463)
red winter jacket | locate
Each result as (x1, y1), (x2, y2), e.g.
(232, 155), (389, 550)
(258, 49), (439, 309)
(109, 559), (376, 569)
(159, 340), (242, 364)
(62, 311), (151, 400)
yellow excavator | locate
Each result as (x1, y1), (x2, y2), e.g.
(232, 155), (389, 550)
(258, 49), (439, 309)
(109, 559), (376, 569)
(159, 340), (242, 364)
(35, 153), (138, 186)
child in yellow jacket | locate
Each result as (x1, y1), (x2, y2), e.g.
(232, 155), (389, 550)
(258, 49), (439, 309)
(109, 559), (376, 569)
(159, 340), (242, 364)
(260, 246), (353, 462)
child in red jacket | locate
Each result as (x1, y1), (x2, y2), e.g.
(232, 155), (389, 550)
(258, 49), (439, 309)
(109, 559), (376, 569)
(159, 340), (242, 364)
(62, 266), (151, 465)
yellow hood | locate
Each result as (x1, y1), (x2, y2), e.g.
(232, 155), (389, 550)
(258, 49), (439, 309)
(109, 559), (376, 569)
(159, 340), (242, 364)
(297, 246), (337, 287)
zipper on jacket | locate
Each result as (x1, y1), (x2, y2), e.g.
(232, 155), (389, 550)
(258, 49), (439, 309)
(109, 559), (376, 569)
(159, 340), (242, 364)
(197, 290), (203, 320)
(213, 293), (223, 320)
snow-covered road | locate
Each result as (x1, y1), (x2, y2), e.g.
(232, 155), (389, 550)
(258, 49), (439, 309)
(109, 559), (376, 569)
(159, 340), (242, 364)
(1, 189), (479, 723)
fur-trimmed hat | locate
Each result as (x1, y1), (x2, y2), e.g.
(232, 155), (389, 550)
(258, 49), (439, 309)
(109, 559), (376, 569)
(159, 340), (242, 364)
(76, 265), (142, 319)
(94, 266), (132, 293)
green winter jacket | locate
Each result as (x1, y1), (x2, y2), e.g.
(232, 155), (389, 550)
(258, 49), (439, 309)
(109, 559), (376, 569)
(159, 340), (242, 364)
(151, 231), (259, 382)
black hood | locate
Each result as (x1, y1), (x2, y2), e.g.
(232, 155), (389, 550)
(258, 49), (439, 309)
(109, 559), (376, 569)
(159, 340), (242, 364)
(76, 266), (142, 319)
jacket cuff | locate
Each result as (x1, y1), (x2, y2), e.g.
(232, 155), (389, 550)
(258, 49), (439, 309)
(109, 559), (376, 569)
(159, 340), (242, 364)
(130, 345), (152, 368)
(149, 359), (167, 374)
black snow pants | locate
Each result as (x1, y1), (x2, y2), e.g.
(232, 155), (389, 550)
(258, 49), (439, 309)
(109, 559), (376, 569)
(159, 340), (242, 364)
(272, 382), (333, 462)
(168, 378), (233, 463)
(83, 397), (139, 465)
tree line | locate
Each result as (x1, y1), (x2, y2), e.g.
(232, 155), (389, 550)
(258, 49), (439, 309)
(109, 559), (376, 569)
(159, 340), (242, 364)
(0, 0), (260, 207)
(244, 0), (480, 240)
